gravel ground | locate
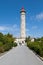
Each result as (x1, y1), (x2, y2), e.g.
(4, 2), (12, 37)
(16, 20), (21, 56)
(0, 45), (43, 65)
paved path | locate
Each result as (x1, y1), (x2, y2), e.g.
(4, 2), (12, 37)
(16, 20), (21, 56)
(0, 45), (43, 65)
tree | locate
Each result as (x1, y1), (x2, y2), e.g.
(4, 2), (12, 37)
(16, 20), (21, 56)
(25, 36), (31, 42)
(0, 32), (4, 42)
(40, 37), (43, 42)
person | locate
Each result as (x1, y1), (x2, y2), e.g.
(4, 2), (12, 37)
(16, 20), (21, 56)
(19, 42), (21, 45)
(22, 41), (24, 45)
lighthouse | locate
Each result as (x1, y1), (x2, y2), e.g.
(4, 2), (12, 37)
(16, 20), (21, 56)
(15, 8), (26, 45)
(20, 8), (26, 43)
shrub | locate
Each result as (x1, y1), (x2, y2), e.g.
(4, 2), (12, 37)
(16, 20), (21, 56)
(13, 42), (17, 47)
(0, 42), (3, 47)
(0, 47), (4, 53)
(27, 42), (43, 57)
(3, 43), (12, 51)
(0, 32), (17, 53)
(0, 42), (4, 53)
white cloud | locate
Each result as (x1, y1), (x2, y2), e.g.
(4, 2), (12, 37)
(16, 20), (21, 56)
(0, 26), (7, 31)
(36, 12), (43, 20)
(0, 24), (20, 37)
(30, 12), (43, 22)
(32, 26), (37, 29)
(0, 24), (19, 32)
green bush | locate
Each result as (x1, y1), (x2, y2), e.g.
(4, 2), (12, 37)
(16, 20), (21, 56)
(0, 42), (17, 53)
(0, 42), (4, 53)
(0, 32), (17, 53)
(0, 42), (3, 47)
(0, 47), (4, 53)
(39, 42), (43, 57)
(13, 42), (17, 47)
(3, 43), (13, 51)
(27, 42), (43, 57)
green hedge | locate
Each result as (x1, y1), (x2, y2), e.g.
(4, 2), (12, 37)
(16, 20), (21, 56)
(0, 47), (4, 53)
(13, 42), (17, 47)
(0, 42), (3, 47)
(0, 33), (17, 53)
(27, 42), (43, 57)
(0, 43), (17, 53)
(3, 43), (13, 51)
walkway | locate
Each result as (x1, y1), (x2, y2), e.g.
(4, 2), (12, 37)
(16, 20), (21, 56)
(0, 45), (43, 65)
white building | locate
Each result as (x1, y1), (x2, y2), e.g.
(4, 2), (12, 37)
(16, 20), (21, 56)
(15, 8), (26, 45)
(20, 8), (26, 43)
(31, 38), (34, 42)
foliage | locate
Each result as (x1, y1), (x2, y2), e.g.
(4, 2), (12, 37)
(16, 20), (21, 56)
(3, 43), (13, 51)
(13, 42), (17, 47)
(0, 32), (17, 53)
(0, 47), (4, 53)
(25, 36), (31, 42)
(0, 42), (3, 47)
(26, 36), (43, 57)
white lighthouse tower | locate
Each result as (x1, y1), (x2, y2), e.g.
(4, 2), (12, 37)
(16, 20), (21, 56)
(20, 8), (26, 43)
(14, 8), (26, 45)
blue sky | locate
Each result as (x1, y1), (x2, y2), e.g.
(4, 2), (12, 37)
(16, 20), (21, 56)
(0, 0), (43, 38)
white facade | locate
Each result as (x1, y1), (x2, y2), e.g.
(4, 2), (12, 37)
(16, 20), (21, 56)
(20, 8), (26, 41)
(31, 38), (34, 42)
(14, 38), (26, 45)
(15, 8), (26, 45)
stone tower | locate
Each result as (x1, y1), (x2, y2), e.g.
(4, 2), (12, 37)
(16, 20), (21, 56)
(20, 8), (26, 43)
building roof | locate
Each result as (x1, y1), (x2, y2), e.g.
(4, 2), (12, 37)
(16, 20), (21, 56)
(20, 7), (26, 13)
